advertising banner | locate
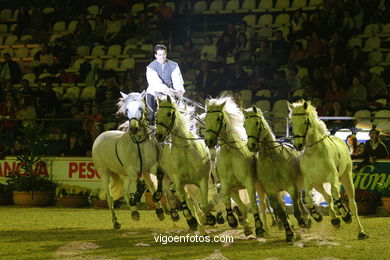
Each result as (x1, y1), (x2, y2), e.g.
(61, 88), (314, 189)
(1, 157), (389, 192)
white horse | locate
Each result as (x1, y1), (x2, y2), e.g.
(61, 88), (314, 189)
(204, 97), (268, 237)
(155, 95), (216, 235)
(92, 91), (166, 229)
(289, 100), (368, 239)
(243, 105), (310, 242)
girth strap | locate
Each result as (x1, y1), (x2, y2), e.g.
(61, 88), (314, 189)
(115, 140), (124, 167)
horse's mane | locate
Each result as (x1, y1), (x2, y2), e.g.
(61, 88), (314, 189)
(291, 100), (328, 136)
(207, 97), (247, 141)
(161, 97), (199, 137)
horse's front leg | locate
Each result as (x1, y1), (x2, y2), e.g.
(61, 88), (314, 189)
(230, 190), (252, 236)
(304, 183), (323, 223)
(162, 175), (180, 222)
(269, 194), (294, 243)
(249, 180), (266, 238)
(174, 181), (198, 231)
(220, 182), (238, 229)
(124, 169), (140, 221)
(199, 176), (216, 226)
(314, 183), (340, 228)
(143, 172), (165, 221)
(290, 187), (311, 228)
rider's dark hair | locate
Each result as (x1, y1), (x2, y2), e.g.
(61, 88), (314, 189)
(153, 44), (167, 55)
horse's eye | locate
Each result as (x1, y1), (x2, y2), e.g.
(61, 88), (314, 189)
(216, 116), (221, 121)
(167, 112), (172, 117)
(139, 107), (142, 111)
(255, 121), (260, 127)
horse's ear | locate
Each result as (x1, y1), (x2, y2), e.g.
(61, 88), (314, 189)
(120, 91), (128, 99)
(221, 100), (226, 108)
(303, 101), (308, 110)
(157, 96), (162, 105)
(252, 105), (258, 113)
(242, 109), (248, 117)
(140, 90), (146, 99)
(287, 102), (294, 111)
(167, 94), (172, 104)
(205, 98), (210, 109)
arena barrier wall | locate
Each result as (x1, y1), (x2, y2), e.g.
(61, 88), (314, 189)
(0, 157), (389, 192)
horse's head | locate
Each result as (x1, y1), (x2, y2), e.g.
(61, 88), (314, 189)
(117, 91), (146, 135)
(243, 105), (264, 152)
(289, 100), (310, 151)
(155, 95), (176, 142)
(204, 99), (226, 148)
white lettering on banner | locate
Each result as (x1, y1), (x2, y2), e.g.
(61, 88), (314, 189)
(0, 157), (102, 190)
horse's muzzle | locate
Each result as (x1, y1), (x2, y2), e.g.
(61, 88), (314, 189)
(248, 141), (258, 152)
(205, 137), (217, 148)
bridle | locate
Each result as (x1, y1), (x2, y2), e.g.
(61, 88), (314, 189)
(245, 113), (283, 149)
(156, 105), (176, 139)
(291, 112), (310, 144)
(244, 114), (262, 143)
(205, 110), (225, 140)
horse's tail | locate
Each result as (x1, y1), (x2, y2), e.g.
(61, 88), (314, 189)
(110, 174), (124, 201)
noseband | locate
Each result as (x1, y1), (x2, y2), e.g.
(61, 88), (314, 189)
(292, 112), (310, 143)
(156, 105), (176, 137)
(244, 114), (262, 143)
(205, 110), (225, 138)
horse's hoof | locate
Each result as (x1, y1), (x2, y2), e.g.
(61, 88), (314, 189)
(358, 232), (369, 240)
(216, 212), (225, 224)
(227, 215), (238, 228)
(206, 214), (217, 226)
(131, 211), (140, 221)
(113, 222), (121, 229)
(152, 191), (163, 203)
(171, 209), (180, 222)
(342, 213), (352, 224)
(255, 227), (265, 238)
(187, 217), (198, 231)
(331, 218), (341, 228)
(156, 208), (165, 221)
(313, 214), (323, 223)
(286, 234), (294, 243)
(244, 228), (253, 236)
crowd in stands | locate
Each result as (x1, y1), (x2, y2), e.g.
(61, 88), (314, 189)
(0, 0), (390, 158)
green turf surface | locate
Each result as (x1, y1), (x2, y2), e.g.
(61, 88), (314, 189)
(0, 206), (389, 260)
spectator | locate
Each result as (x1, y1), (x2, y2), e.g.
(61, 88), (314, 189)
(326, 101), (347, 130)
(16, 95), (37, 123)
(119, 14), (137, 42)
(254, 39), (271, 68)
(0, 53), (22, 84)
(60, 131), (86, 156)
(33, 43), (55, 75)
(235, 32), (252, 65)
(232, 63), (249, 91)
(154, 0), (173, 39)
(180, 38), (200, 71)
(311, 96), (328, 116)
(290, 9), (306, 41)
(233, 91), (244, 108)
(104, 13), (122, 44)
(91, 15), (107, 44)
(200, 35), (218, 68)
(366, 70), (388, 102)
(216, 35), (236, 64)
(324, 79), (346, 107)
(9, 140), (24, 156)
(356, 128), (389, 168)
(75, 13), (92, 45)
(346, 134), (364, 159)
(89, 105), (103, 141)
(324, 46), (343, 71)
(305, 31), (325, 61)
(194, 61), (218, 98)
(289, 42), (306, 65)
(216, 63), (234, 93)
(270, 30), (290, 69)
(0, 97), (18, 148)
(346, 76), (367, 112)
(14, 5), (30, 37)
(345, 46), (365, 80)
(35, 82), (59, 117)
